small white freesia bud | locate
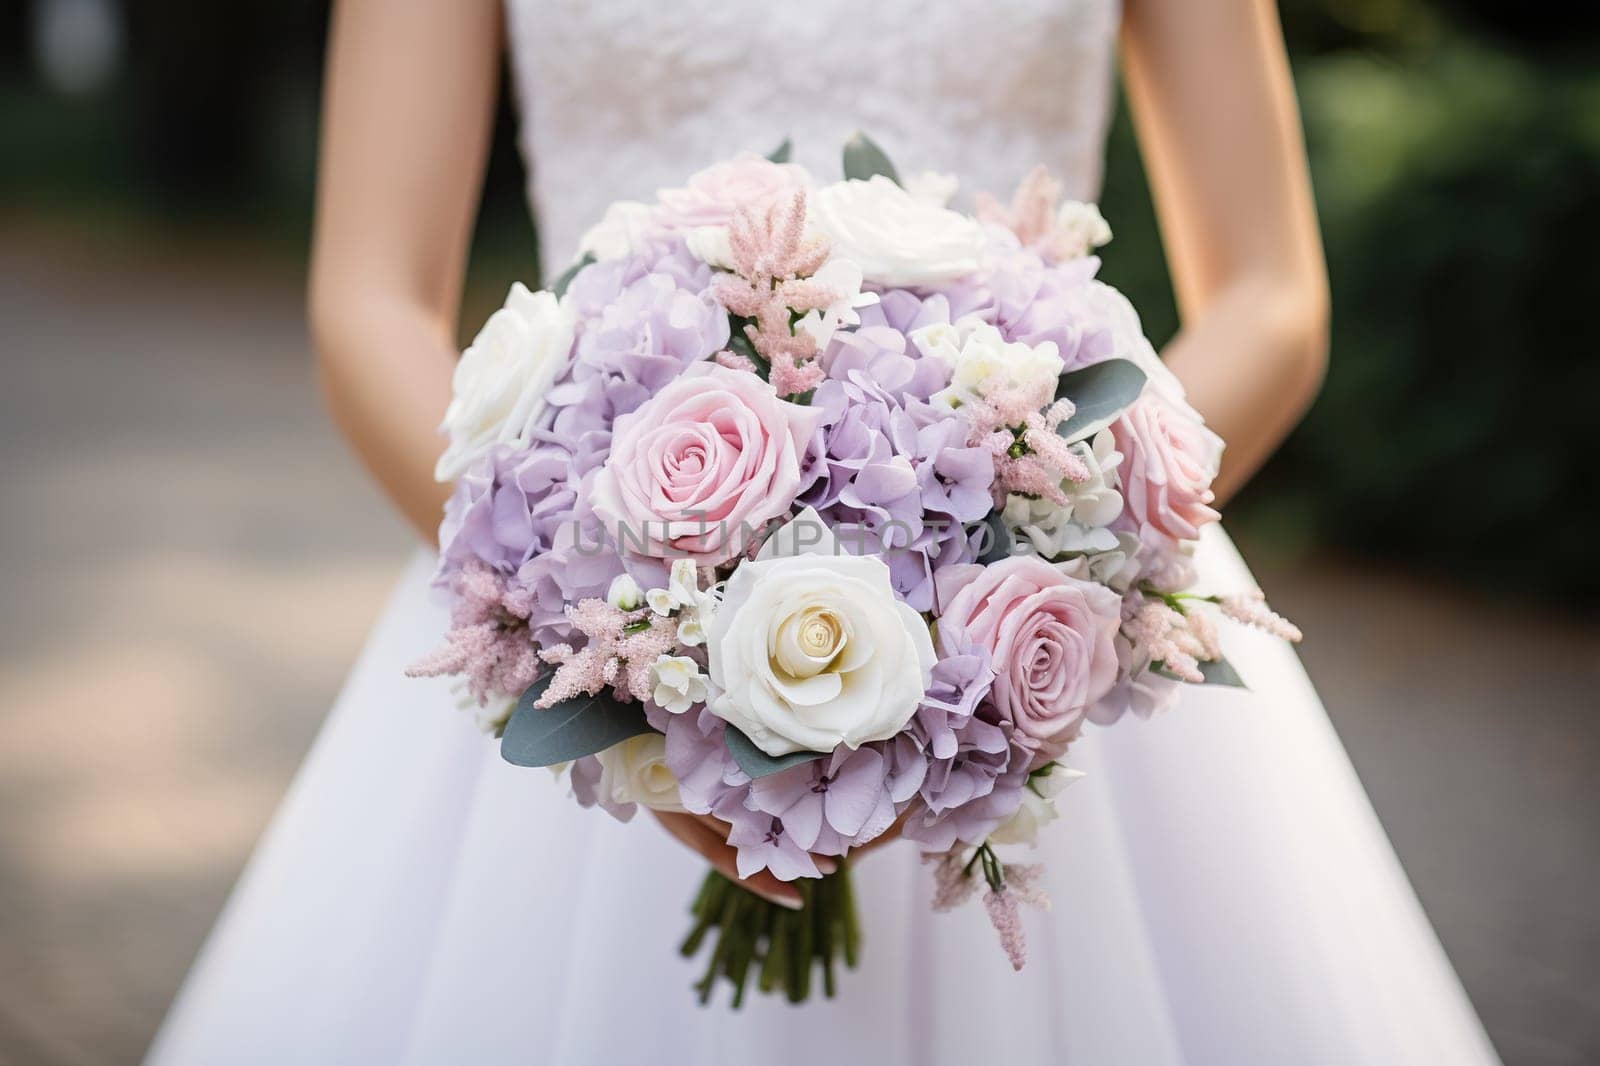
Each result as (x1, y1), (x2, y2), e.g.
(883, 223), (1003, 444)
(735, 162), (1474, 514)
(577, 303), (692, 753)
(1031, 763), (1086, 800)
(607, 573), (644, 611)
(1053, 200), (1112, 259)
(651, 654), (709, 714)
(677, 614), (707, 648)
(909, 321), (964, 366)
(668, 558), (700, 605)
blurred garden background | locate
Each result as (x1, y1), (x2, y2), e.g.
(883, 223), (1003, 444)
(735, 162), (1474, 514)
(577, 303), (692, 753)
(2, 2), (1597, 1063)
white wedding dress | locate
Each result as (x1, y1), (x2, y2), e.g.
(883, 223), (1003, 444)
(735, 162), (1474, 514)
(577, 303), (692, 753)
(148, 2), (1502, 1063)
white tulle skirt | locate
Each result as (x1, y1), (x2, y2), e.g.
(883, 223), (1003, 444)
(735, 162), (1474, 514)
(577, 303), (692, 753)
(146, 529), (1500, 1065)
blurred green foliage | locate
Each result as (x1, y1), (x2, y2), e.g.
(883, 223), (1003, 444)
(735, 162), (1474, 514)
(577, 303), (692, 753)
(3, 1), (1596, 597)
(1099, 2), (1600, 598)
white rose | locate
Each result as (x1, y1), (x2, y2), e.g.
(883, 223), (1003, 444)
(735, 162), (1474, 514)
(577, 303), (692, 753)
(808, 176), (987, 287)
(578, 200), (660, 260)
(434, 283), (575, 481)
(651, 654), (709, 714)
(902, 170), (960, 206)
(595, 734), (685, 812)
(1081, 281), (1188, 405)
(706, 508), (935, 756)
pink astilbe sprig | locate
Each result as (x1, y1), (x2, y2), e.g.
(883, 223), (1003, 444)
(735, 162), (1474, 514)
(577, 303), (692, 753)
(983, 861), (1053, 972)
(535, 598), (680, 707)
(1219, 589), (1303, 642)
(407, 560), (542, 704)
(925, 849), (980, 912)
(962, 382), (1091, 505)
(983, 889), (1027, 970)
(976, 164), (1111, 263)
(976, 165), (1063, 251)
(927, 844), (1051, 971)
(712, 189), (838, 398)
(1124, 596), (1206, 683)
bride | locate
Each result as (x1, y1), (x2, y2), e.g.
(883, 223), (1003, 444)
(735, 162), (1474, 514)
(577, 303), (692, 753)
(148, 1), (1502, 1063)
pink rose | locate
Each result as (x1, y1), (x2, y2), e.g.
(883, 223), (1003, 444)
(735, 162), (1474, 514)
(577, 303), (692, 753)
(1111, 393), (1223, 543)
(937, 556), (1121, 743)
(591, 364), (822, 565)
(656, 154), (812, 230)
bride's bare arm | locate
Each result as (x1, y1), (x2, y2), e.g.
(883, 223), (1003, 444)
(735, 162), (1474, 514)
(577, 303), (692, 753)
(307, 0), (503, 543)
(1121, 0), (1330, 503)
(307, 0), (821, 906)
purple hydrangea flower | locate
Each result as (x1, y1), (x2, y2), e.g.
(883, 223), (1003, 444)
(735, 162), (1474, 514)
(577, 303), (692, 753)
(745, 747), (899, 855)
(928, 244), (1125, 374)
(550, 238), (730, 439)
(802, 369), (994, 611)
(437, 440), (577, 578)
(896, 645), (1039, 851)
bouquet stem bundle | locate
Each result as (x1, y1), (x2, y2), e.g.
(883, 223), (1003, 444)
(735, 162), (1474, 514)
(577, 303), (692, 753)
(680, 861), (860, 1006)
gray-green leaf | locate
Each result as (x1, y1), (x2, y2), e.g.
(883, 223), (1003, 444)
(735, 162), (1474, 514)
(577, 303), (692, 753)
(1154, 656), (1248, 688)
(500, 678), (654, 767)
(841, 131), (901, 186)
(725, 726), (827, 779)
(766, 137), (793, 164)
(1054, 359), (1147, 443)
(975, 511), (1015, 565)
(549, 253), (595, 299)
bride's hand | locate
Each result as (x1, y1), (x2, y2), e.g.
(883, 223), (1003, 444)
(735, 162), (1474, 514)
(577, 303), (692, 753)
(650, 809), (907, 909)
(651, 811), (829, 909)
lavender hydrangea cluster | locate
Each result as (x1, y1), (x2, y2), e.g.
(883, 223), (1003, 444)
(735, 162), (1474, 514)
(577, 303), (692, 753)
(413, 144), (1303, 996)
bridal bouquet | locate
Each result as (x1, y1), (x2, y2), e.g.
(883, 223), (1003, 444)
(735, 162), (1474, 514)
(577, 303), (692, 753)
(413, 135), (1300, 1005)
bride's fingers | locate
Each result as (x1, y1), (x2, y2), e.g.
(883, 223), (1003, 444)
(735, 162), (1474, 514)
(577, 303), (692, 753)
(651, 811), (804, 909)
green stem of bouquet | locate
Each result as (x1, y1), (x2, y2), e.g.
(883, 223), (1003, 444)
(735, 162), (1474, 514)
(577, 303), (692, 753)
(680, 859), (860, 1007)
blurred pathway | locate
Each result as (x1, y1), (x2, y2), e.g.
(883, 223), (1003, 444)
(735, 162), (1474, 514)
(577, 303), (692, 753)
(0, 241), (1594, 1066)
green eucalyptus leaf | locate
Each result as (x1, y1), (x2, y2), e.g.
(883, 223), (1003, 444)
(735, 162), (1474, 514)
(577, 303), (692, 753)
(500, 677), (654, 767)
(766, 137), (794, 164)
(549, 253), (595, 299)
(1054, 359), (1147, 443)
(841, 131), (901, 186)
(725, 726), (827, 779)
(1154, 656), (1248, 689)
(975, 511), (1015, 565)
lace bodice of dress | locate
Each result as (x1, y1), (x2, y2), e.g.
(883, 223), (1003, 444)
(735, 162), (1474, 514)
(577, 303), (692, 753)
(504, 0), (1122, 276)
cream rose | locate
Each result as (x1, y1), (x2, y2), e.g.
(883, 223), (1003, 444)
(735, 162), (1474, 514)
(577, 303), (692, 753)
(594, 734), (685, 813)
(434, 283), (575, 481)
(808, 176), (987, 287)
(707, 509), (936, 756)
